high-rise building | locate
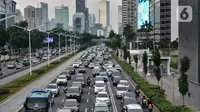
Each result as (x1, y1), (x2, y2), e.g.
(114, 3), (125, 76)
(179, 0), (200, 109)
(85, 8), (89, 33)
(99, 0), (110, 28)
(50, 18), (55, 30)
(76, 0), (85, 14)
(40, 2), (49, 31)
(118, 6), (122, 35)
(150, 0), (171, 39)
(24, 6), (43, 30)
(73, 13), (85, 34)
(122, 0), (137, 30)
(0, 0), (16, 28)
(55, 5), (69, 30)
(92, 14), (96, 25)
(14, 9), (23, 23)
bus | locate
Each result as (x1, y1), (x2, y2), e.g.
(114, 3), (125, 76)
(24, 89), (54, 112)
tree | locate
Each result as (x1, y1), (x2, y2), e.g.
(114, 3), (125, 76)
(134, 55), (138, 72)
(143, 51), (148, 77)
(179, 56), (190, 106)
(127, 51), (131, 64)
(109, 30), (115, 39)
(123, 46), (128, 60)
(123, 24), (136, 48)
(152, 48), (161, 85)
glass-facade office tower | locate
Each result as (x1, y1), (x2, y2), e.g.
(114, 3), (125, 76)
(99, 0), (110, 28)
(41, 2), (49, 31)
(55, 5), (69, 30)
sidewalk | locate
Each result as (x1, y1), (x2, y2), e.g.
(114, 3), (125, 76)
(133, 59), (200, 112)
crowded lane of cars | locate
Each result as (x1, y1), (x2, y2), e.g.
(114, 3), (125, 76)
(23, 45), (146, 112)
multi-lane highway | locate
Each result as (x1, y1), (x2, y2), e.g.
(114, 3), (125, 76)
(49, 52), (148, 112)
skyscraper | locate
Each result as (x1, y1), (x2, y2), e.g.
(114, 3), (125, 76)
(73, 13), (85, 33)
(85, 8), (89, 33)
(24, 6), (42, 30)
(41, 2), (49, 31)
(118, 6), (122, 35)
(99, 0), (110, 28)
(76, 0), (85, 14)
(14, 9), (23, 23)
(55, 5), (69, 30)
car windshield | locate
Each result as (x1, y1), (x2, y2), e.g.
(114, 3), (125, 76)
(100, 73), (107, 76)
(128, 109), (143, 112)
(27, 98), (47, 110)
(120, 81), (129, 85)
(80, 66), (85, 69)
(47, 85), (56, 89)
(72, 82), (81, 87)
(90, 63), (94, 65)
(98, 93), (108, 97)
(58, 76), (65, 79)
(68, 88), (78, 93)
(95, 83), (105, 87)
(124, 92), (135, 97)
(96, 77), (104, 81)
(94, 106), (108, 112)
(75, 78), (84, 81)
(124, 99), (137, 105)
(117, 86), (127, 91)
(64, 100), (77, 107)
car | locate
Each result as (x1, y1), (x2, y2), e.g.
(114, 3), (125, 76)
(22, 61), (30, 66)
(92, 67), (101, 77)
(32, 58), (39, 63)
(16, 63), (23, 69)
(99, 72), (108, 82)
(107, 69), (113, 77)
(95, 76), (104, 82)
(42, 56), (48, 60)
(61, 70), (71, 80)
(56, 75), (68, 85)
(122, 92), (136, 100)
(74, 77), (85, 87)
(45, 83), (60, 96)
(113, 76), (120, 86)
(73, 62), (80, 68)
(78, 66), (86, 73)
(108, 62), (114, 67)
(119, 80), (130, 90)
(111, 70), (121, 81)
(57, 108), (72, 112)
(76, 60), (82, 65)
(121, 97), (138, 109)
(96, 92), (110, 106)
(116, 84), (129, 99)
(94, 81), (106, 94)
(71, 81), (83, 93)
(122, 104), (143, 112)
(115, 64), (122, 72)
(7, 63), (16, 69)
(68, 66), (75, 75)
(82, 61), (89, 67)
(103, 63), (109, 70)
(92, 102), (110, 112)
(62, 99), (80, 112)
(76, 73), (84, 77)
(66, 87), (81, 102)
(106, 66), (113, 72)
(89, 63), (95, 69)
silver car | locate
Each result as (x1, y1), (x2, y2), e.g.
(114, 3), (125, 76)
(45, 83), (60, 96)
(116, 84), (129, 99)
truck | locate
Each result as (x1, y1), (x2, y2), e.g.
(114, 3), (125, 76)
(23, 89), (54, 112)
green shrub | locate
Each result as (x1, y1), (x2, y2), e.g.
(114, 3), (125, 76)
(33, 69), (45, 74)
(51, 61), (60, 65)
(0, 88), (9, 95)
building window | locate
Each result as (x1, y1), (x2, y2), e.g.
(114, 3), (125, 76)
(32, 11), (35, 17)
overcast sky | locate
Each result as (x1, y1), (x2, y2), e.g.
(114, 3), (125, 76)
(14, 0), (122, 33)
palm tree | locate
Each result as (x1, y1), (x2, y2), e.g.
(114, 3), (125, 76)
(123, 24), (136, 49)
(140, 21), (153, 49)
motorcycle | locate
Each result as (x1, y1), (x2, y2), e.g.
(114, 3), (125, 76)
(87, 79), (91, 86)
(142, 98), (148, 109)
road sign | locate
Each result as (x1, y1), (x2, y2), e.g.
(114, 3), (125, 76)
(177, 6), (192, 22)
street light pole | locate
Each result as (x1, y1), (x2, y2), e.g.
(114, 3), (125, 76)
(70, 36), (72, 53)
(47, 32), (50, 66)
(59, 34), (61, 61)
(28, 31), (32, 75)
(161, 64), (163, 89)
(172, 72), (175, 105)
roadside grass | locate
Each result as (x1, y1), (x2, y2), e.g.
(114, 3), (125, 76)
(0, 51), (79, 103)
(170, 56), (178, 69)
(112, 53), (191, 112)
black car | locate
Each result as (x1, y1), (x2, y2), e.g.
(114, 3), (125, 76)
(62, 99), (80, 112)
(61, 70), (71, 80)
(111, 70), (121, 81)
(22, 61), (30, 66)
(68, 66), (75, 75)
(66, 86), (81, 102)
(82, 61), (89, 67)
(113, 76), (120, 86)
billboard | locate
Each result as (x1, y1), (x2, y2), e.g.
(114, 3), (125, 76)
(43, 37), (54, 43)
(137, 0), (150, 29)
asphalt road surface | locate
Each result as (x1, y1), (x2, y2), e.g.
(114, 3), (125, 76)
(0, 50), (76, 86)
(50, 58), (149, 112)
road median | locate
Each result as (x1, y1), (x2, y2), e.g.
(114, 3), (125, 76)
(0, 49), (83, 103)
(112, 53), (191, 112)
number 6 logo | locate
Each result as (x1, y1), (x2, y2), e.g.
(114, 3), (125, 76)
(177, 6), (192, 22)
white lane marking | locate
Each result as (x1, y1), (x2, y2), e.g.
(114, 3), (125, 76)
(62, 99), (65, 102)
(107, 81), (118, 112)
(88, 92), (90, 95)
(85, 108), (88, 112)
(87, 99), (89, 102)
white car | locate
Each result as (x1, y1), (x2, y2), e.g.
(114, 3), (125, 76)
(92, 102), (110, 112)
(89, 63), (95, 69)
(76, 60), (82, 65)
(103, 64), (109, 69)
(99, 72), (108, 82)
(106, 66), (113, 73)
(94, 81), (106, 94)
(123, 104), (143, 112)
(56, 75), (68, 85)
(16, 63), (23, 69)
(7, 63), (16, 69)
(107, 69), (113, 77)
(115, 64), (122, 72)
(119, 80), (130, 90)
(32, 58), (39, 63)
(96, 92), (110, 106)
(45, 83), (60, 96)
(116, 84), (129, 99)
(73, 62), (80, 68)
(42, 56), (48, 60)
